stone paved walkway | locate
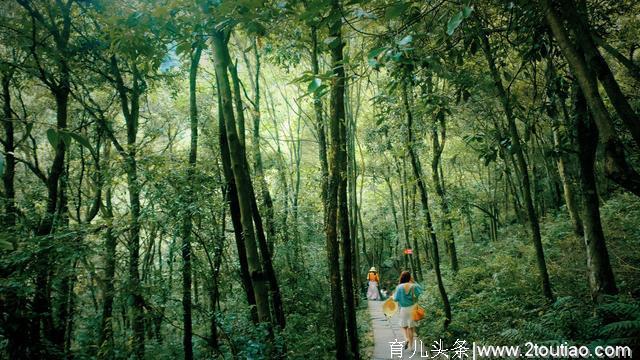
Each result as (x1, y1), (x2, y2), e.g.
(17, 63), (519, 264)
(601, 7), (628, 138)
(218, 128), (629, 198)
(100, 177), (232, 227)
(368, 300), (419, 360)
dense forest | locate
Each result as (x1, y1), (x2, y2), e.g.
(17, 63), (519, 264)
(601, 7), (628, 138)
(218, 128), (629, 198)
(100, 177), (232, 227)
(0, 0), (639, 359)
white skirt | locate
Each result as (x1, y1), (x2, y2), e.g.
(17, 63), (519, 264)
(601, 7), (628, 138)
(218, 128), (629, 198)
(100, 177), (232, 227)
(398, 305), (418, 328)
(367, 281), (380, 300)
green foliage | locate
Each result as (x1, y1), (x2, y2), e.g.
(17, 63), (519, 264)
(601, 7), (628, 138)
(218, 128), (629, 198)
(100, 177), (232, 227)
(597, 299), (640, 346)
(1, 0), (639, 358)
(412, 193), (640, 351)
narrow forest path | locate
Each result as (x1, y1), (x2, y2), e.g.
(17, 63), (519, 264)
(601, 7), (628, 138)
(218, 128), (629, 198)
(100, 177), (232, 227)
(368, 300), (418, 359)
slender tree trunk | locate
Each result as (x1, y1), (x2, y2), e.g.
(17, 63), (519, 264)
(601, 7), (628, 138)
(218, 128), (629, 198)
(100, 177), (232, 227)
(592, 35), (640, 82)
(217, 91), (258, 323)
(430, 111), (459, 272)
(311, 25), (330, 206)
(181, 44), (202, 360)
(1, 73), (16, 235)
(559, 0), (640, 147)
(98, 187), (116, 360)
(228, 62), (246, 150)
(574, 87), (618, 301)
(248, 177), (287, 330)
(1, 70), (29, 359)
(110, 57), (146, 358)
(346, 78), (361, 304)
(325, 0), (349, 355)
(409, 184), (423, 281)
(334, 4), (359, 357)
(546, 58), (584, 236)
(543, 0), (640, 196)
(211, 30), (272, 325)
(339, 81), (360, 360)
(289, 114), (303, 267)
(384, 175), (400, 268)
(399, 159), (417, 278)
(246, 39), (277, 256)
(479, 29), (554, 300)
(16, 3), (72, 353)
(236, 49), (287, 331)
(402, 79), (452, 328)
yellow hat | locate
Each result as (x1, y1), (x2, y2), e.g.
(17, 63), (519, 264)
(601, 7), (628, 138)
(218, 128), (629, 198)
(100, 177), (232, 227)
(382, 298), (398, 317)
(369, 267), (377, 272)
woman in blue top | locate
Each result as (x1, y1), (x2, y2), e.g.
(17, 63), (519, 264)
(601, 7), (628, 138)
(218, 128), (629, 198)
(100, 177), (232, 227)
(393, 271), (423, 350)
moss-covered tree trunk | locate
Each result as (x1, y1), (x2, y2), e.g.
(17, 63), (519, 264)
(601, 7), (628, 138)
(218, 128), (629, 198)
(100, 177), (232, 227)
(325, 0), (350, 356)
(573, 86), (618, 301)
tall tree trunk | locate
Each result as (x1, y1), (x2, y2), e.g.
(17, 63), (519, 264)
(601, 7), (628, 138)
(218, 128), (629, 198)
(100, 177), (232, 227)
(339, 75), (360, 360)
(384, 175), (400, 268)
(16, 2), (72, 352)
(398, 159), (417, 278)
(109, 56), (146, 358)
(346, 78), (361, 305)
(98, 187), (116, 360)
(333, 2), (359, 357)
(546, 57), (583, 236)
(310, 25), (329, 206)
(1, 70), (29, 359)
(236, 45), (287, 331)
(592, 35), (640, 82)
(325, 0), (349, 355)
(206, 203), (225, 353)
(1, 73), (16, 235)
(228, 62), (246, 150)
(181, 44), (202, 360)
(246, 38), (277, 256)
(559, 0), (640, 147)
(402, 79), (452, 329)
(430, 111), (459, 272)
(217, 91), (258, 323)
(479, 29), (554, 300)
(574, 87), (618, 301)
(289, 114), (303, 267)
(211, 30), (272, 325)
(543, 0), (640, 197)
(409, 184), (423, 281)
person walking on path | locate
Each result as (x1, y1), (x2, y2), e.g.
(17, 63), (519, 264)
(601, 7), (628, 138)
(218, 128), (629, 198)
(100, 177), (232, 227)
(367, 267), (381, 300)
(393, 270), (423, 351)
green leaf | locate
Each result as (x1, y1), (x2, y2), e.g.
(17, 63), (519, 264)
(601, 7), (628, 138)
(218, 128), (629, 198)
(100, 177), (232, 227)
(308, 78), (322, 93)
(367, 47), (386, 60)
(397, 35), (413, 46)
(47, 129), (59, 149)
(385, 2), (409, 20)
(0, 156), (4, 176)
(175, 42), (191, 56)
(446, 11), (464, 36)
(68, 132), (97, 157)
(0, 238), (12, 250)
(463, 5), (474, 18)
(60, 131), (72, 147)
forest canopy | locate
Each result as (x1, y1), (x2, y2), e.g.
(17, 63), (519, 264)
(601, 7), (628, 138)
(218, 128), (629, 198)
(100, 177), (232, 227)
(0, 0), (639, 359)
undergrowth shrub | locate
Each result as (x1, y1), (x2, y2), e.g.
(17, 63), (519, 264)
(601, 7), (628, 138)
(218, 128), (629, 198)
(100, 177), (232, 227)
(411, 192), (640, 353)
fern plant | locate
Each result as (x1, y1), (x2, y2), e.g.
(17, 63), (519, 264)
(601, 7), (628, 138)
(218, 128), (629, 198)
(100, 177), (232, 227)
(597, 300), (640, 347)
